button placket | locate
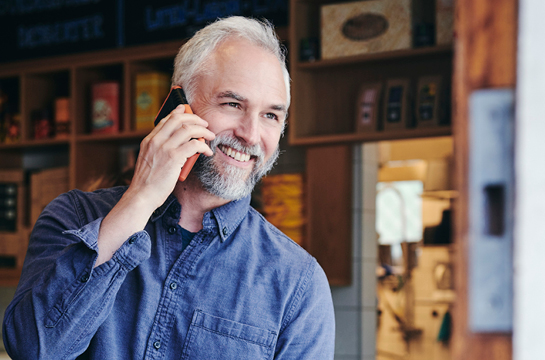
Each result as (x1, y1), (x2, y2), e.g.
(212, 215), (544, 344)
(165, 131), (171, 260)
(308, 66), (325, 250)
(145, 222), (213, 359)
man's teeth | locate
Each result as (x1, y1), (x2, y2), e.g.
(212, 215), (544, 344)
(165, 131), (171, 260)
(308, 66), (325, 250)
(221, 145), (251, 162)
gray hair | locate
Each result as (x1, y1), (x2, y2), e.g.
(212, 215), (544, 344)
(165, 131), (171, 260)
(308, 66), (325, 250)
(172, 16), (291, 108)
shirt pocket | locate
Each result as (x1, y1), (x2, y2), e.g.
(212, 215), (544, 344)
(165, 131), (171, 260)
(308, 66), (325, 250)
(181, 309), (277, 360)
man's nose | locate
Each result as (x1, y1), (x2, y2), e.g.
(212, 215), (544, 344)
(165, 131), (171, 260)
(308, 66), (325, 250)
(234, 113), (260, 145)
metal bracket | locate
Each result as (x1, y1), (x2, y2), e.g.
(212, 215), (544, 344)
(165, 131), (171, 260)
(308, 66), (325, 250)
(468, 88), (514, 333)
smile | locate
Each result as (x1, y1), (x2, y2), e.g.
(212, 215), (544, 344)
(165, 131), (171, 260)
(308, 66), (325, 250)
(218, 144), (252, 162)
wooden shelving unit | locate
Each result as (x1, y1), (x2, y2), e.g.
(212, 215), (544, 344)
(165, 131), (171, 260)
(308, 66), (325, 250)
(288, 0), (454, 285)
(288, 0), (453, 146)
(0, 40), (190, 284)
(296, 44), (452, 70)
(0, 30), (296, 286)
(0, 0), (455, 286)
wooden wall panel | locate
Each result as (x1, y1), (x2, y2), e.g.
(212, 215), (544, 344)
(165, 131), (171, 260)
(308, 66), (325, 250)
(306, 145), (352, 286)
(452, 0), (517, 359)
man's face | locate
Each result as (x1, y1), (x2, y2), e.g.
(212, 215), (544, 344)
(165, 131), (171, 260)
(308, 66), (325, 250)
(190, 38), (288, 200)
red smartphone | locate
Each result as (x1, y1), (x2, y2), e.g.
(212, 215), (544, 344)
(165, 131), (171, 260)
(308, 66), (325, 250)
(154, 86), (204, 181)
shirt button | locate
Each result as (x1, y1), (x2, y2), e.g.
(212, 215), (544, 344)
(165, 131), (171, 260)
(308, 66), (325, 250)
(80, 274), (90, 282)
(168, 226), (177, 234)
(153, 340), (161, 349)
(128, 236), (136, 244)
(170, 282), (177, 290)
(222, 227), (228, 236)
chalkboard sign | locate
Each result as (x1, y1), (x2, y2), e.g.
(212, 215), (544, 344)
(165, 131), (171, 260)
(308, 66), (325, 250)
(0, 0), (288, 63)
(124, 0), (288, 46)
(0, 0), (119, 63)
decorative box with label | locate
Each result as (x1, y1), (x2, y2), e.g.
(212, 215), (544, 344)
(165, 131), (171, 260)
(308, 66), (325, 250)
(321, 0), (412, 59)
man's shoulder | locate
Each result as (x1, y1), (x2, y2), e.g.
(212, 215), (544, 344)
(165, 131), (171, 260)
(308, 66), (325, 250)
(241, 207), (331, 305)
(244, 206), (315, 264)
(67, 185), (127, 203)
(62, 186), (128, 217)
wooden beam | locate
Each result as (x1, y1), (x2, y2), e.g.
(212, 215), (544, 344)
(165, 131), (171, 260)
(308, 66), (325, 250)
(306, 145), (352, 285)
(452, 0), (517, 359)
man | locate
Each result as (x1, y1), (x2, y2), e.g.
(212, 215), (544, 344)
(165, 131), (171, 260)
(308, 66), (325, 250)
(3, 16), (335, 359)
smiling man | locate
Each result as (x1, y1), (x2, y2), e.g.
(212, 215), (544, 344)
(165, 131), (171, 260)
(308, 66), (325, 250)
(3, 16), (335, 360)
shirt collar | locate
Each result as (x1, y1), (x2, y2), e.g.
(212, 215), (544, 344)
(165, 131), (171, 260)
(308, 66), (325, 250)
(210, 195), (251, 242)
(150, 194), (251, 242)
(150, 194), (178, 222)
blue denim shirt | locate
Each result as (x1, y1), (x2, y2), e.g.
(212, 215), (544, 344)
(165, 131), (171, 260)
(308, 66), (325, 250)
(3, 187), (335, 359)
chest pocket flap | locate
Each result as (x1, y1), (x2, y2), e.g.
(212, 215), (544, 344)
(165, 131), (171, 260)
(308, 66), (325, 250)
(181, 309), (277, 360)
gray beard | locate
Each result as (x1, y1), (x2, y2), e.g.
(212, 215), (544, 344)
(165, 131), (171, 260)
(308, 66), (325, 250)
(193, 134), (280, 200)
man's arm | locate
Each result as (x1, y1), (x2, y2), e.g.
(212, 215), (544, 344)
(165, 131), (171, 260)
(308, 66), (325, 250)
(95, 105), (215, 266)
(2, 191), (152, 359)
(274, 261), (336, 359)
(2, 105), (215, 359)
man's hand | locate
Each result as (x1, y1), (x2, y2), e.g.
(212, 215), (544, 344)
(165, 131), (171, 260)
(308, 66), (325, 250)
(130, 104), (215, 210)
(94, 105), (215, 267)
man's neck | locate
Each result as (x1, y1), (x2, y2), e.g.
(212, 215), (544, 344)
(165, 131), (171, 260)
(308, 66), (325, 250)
(172, 175), (231, 233)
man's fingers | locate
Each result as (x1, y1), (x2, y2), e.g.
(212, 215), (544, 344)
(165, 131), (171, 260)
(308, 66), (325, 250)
(146, 106), (209, 144)
(166, 123), (215, 144)
(176, 138), (214, 161)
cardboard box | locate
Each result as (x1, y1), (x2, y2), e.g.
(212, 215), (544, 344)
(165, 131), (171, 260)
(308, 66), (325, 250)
(31, 167), (69, 227)
(436, 0), (454, 45)
(321, 0), (412, 59)
(135, 72), (171, 131)
(92, 81), (120, 134)
(261, 174), (305, 245)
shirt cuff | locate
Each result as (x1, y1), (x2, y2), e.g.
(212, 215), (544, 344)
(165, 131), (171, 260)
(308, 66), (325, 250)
(63, 217), (103, 252)
(62, 218), (152, 271)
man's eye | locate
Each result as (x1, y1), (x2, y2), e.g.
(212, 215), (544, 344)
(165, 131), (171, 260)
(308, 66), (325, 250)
(225, 102), (240, 108)
(265, 113), (279, 121)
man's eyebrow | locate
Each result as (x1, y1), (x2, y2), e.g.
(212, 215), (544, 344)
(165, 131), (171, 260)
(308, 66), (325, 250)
(271, 104), (288, 113)
(217, 91), (246, 102)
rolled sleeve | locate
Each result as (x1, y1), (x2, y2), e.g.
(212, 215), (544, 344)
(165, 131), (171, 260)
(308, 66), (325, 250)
(3, 190), (151, 359)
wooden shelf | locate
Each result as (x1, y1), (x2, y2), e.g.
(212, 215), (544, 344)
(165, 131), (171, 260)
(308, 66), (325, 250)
(0, 24), (303, 287)
(0, 138), (70, 149)
(288, 0), (456, 284)
(297, 45), (453, 70)
(290, 126), (452, 146)
(288, 43), (454, 145)
(76, 130), (150, 143)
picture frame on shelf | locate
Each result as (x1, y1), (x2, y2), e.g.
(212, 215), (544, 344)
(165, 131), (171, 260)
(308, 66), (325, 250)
(355, 82), (382, 133)
(415, 76), (443, 128)
(383, 78), (412, 131)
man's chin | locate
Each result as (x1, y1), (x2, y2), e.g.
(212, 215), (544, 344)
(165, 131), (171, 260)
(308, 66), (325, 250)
(193, 157), (255, 200)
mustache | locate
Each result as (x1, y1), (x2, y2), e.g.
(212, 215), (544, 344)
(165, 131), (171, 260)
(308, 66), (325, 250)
(210, 134), (265, 163)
